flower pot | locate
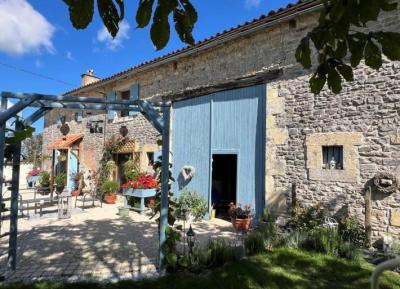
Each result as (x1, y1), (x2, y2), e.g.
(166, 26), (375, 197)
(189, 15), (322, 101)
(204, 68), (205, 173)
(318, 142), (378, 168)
(104, 193), (117, 204)
(56, 185), (65, 194)
(231, 217), (252, 233)
(118, 206), (130, 218)
(211, 209), (216, 219)
(71, 190), (79, 197)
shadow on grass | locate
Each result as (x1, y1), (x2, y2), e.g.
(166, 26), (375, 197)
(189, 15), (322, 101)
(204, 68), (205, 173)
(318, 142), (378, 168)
(3, 248), (400, 289)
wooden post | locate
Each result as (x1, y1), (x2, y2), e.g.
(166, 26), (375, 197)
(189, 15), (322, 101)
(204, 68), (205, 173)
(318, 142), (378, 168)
(291, 182), (297, 216)
(0, 97), (7, 235)
(8, 119), (22, 270)
(365, 186), (372, 248)
(159, 103), (170, 270)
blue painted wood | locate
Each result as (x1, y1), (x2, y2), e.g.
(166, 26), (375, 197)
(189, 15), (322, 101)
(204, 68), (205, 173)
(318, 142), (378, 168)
(172, 85), (266, 217)
(67, 150), (78, 193)
(123, 188), (156, 214)
(107, 91), (117, 121)
(129, 84), (139, 116)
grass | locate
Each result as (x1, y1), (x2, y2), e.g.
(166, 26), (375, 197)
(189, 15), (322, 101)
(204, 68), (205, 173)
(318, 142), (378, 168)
(2, 248), (400, 289)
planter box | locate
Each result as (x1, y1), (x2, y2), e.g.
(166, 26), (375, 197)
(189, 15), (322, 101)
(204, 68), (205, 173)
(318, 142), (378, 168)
(123, 188), (157, 214)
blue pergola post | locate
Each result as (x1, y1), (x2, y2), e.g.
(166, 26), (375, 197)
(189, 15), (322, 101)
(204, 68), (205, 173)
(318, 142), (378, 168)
(0, 97), (7, 235)
(8, 119), (22, 270)
(159, 103), (171, 270)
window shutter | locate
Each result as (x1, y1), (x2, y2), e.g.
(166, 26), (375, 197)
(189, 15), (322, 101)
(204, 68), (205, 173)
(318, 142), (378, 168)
(107, 91), (117, 121)
(129, 84), (139, 116)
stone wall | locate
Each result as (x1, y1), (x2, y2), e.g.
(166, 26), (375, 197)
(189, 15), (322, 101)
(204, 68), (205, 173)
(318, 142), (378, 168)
(43, 3), (400, 240)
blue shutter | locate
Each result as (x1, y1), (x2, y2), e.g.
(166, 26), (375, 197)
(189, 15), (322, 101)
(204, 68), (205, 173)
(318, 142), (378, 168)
(129, 83), (139, 116)
(107, 91), (117, 121)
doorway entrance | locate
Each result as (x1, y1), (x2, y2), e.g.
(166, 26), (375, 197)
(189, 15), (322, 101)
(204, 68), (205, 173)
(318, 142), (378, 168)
(211, 154), (237, 219)
(115, 153), (132, 188)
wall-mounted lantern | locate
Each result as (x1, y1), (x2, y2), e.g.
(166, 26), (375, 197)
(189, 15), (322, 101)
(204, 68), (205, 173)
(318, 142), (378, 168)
(120, 125), (128, 137)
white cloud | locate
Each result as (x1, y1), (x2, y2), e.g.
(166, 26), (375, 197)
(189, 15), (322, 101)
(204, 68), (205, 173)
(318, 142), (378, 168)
(66, 51), (75, 61)
(96, 20), (130, 51)
(0, 0), (55, 55)
(245, 0), (262, 8)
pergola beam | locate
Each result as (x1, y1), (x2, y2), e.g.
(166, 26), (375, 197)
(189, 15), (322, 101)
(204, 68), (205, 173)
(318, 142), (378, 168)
(0, 95), (38, 125)
(24, 108), (50, 126)
(1, 92), (165, 107)
(0, 97), (7, 236)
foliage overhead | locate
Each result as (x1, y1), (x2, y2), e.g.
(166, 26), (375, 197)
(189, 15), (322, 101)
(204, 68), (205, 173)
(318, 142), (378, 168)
(63, 0), (400, 94)
(296, 0), (400, 94)
(63, 0), (197, 50)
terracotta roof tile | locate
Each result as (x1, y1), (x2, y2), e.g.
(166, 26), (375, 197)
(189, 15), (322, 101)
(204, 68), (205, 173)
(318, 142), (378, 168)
(64, 0), (320, 96)
(47, 134), (83, 149)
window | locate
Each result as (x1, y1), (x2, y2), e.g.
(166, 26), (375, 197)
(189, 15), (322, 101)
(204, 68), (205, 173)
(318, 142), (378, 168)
(147, 152), (154, 166)
(322, 146), (343, 170)
(75, 111), (83, 123)
(120, 91), (130, 117)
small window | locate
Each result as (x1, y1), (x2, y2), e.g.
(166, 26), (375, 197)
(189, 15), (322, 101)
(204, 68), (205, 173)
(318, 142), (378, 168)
(322, 146), (343, 170)
(147, 152), (154, 166)
(120, 91), (130, 117)
(75, 111), (83, 123)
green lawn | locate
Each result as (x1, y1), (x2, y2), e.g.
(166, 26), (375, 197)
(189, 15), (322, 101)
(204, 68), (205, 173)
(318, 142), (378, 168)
(2, 248), (400, 289)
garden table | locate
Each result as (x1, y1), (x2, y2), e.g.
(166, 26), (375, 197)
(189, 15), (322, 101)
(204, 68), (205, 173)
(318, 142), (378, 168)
(123, 189), (156, 214)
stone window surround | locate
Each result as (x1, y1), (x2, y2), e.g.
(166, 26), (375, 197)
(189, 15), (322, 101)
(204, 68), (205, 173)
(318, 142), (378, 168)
(306, 132), (363, 183)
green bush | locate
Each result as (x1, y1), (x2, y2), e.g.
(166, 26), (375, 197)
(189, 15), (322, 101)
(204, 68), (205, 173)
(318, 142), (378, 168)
(175, 190), (208, 220)
(123, 159), (139, 181)
(339, 216), (366, 248)
(282, 229), (308, 250)
(289, 204), (327, 232)
(203, 239), (239, 267)
(101, 180), (119, 195)
(39, 171), (50, 186)
(312, 227), (340, 256)
(338, 241), (362, 261)
(54, 173), (66, 186)
(245, 231), (265, 255)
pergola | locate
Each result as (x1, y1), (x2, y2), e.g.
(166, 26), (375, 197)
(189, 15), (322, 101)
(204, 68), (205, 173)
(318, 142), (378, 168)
(0, 84), (171, 272)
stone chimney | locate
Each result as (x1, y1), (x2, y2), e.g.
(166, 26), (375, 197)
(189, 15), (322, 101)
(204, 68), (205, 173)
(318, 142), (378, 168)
(81, 69), (100, 86)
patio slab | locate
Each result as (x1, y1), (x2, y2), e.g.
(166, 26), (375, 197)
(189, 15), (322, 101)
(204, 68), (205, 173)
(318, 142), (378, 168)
(0, 193), (235, 283)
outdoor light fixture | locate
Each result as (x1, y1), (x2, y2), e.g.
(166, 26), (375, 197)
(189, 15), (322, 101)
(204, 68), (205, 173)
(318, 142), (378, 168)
(119, 125), (128, 137)
(87, 120), (104, 134)
(186, 224), (195, 255)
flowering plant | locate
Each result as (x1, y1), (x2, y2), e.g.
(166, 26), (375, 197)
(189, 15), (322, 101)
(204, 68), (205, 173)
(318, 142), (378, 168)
(27, 168), (40, 177)
(122, 174), (159, 190)
(228, 203), (253, 219)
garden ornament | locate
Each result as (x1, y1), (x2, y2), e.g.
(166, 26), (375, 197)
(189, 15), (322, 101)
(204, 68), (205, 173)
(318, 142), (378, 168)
(323, 217), (338, 230)
(178, 165), (196, 190)
(329, 156), (336, 170)
(373, 172), (398, 194)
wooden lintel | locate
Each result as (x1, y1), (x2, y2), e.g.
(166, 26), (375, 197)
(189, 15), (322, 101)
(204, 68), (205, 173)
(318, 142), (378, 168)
(163, 69), (282, 102)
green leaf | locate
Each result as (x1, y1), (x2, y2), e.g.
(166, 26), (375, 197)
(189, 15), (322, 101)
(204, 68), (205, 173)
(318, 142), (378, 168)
(63, 0), (94, 29)
(327, 68), (342, 94)
(97, 0), (123, 38)
(309, 73), (326, 94)
(295, 37), (312, 69)
(359, 0), (380, 25)
(364, 40), (382, 70)
(331, 40), (348, 59)
(166, 253), (178, 266)
(151, 1), (174, 50)
(380, 0), (397, 11)
(374, 32), (400, 61)
(337, 64), (354, 81)
(347, 35), (367, 67)
(173, 0), (197, 45)
(136, 0), (154, 28)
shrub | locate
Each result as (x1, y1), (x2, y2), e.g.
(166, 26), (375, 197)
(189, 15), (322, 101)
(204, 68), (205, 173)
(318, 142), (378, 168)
(54, 173), (66, 187)
(258, 215), (282, 249)
(289, 204), (327, 232)
(204, 239), (239, 267)
(245, 231), (265, 255)
(282, 229), (308, 250)
(39, 171), (50, 186)
(338, 241), (362, 261)
(339, 216), (366, 248)
(101, 180), (119, 195)
(123, 159), (139, 181)
(312, 227), (340, 256)
(175, 190), (208, 220)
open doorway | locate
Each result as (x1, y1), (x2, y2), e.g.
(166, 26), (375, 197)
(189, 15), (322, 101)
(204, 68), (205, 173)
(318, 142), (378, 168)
(115, 153), (131, 188)
(211, 154), (237, 220)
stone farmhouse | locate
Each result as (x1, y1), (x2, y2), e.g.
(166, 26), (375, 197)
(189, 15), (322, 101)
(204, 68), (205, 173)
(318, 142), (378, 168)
(42, 0), (400, 240)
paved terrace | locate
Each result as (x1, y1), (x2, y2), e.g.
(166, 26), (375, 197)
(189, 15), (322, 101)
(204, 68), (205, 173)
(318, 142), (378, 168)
(0, 190), (235, 283)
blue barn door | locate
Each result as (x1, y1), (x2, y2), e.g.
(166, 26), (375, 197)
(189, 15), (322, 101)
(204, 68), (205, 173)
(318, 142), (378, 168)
(172, 85), (266, 217)
(67, 149), (79, 193)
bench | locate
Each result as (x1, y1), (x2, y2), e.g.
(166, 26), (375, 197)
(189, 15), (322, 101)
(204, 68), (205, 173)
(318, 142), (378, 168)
(19, 194), (57, 218)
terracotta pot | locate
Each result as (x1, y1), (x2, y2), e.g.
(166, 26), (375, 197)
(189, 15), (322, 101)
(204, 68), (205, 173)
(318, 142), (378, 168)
(231, 217), (252, 233)
(104, 193), (117, 204)
(71, 190), (79, 197)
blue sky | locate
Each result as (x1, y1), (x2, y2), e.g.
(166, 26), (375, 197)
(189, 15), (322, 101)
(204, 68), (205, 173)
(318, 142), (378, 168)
(0, 0), (293, 132)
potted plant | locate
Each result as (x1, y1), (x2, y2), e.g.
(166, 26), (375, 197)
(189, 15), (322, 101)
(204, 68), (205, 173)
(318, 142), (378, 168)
(121, 173), (159, 213)
(175, 190), (208, 222)
(37, 171), (51, 195)
(54, 173), (67, 194)
(27, 168), (40, 188)
(101, 180), (119, 204)
(71, 172), (83, 197)
(228, 203), (253, 233)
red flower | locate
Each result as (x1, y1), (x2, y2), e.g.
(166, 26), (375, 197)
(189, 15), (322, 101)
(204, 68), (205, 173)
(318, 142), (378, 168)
(122, 174), (159, 190)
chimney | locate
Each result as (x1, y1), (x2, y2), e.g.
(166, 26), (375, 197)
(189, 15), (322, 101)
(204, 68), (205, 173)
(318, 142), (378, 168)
(81, 69), (100, 86)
